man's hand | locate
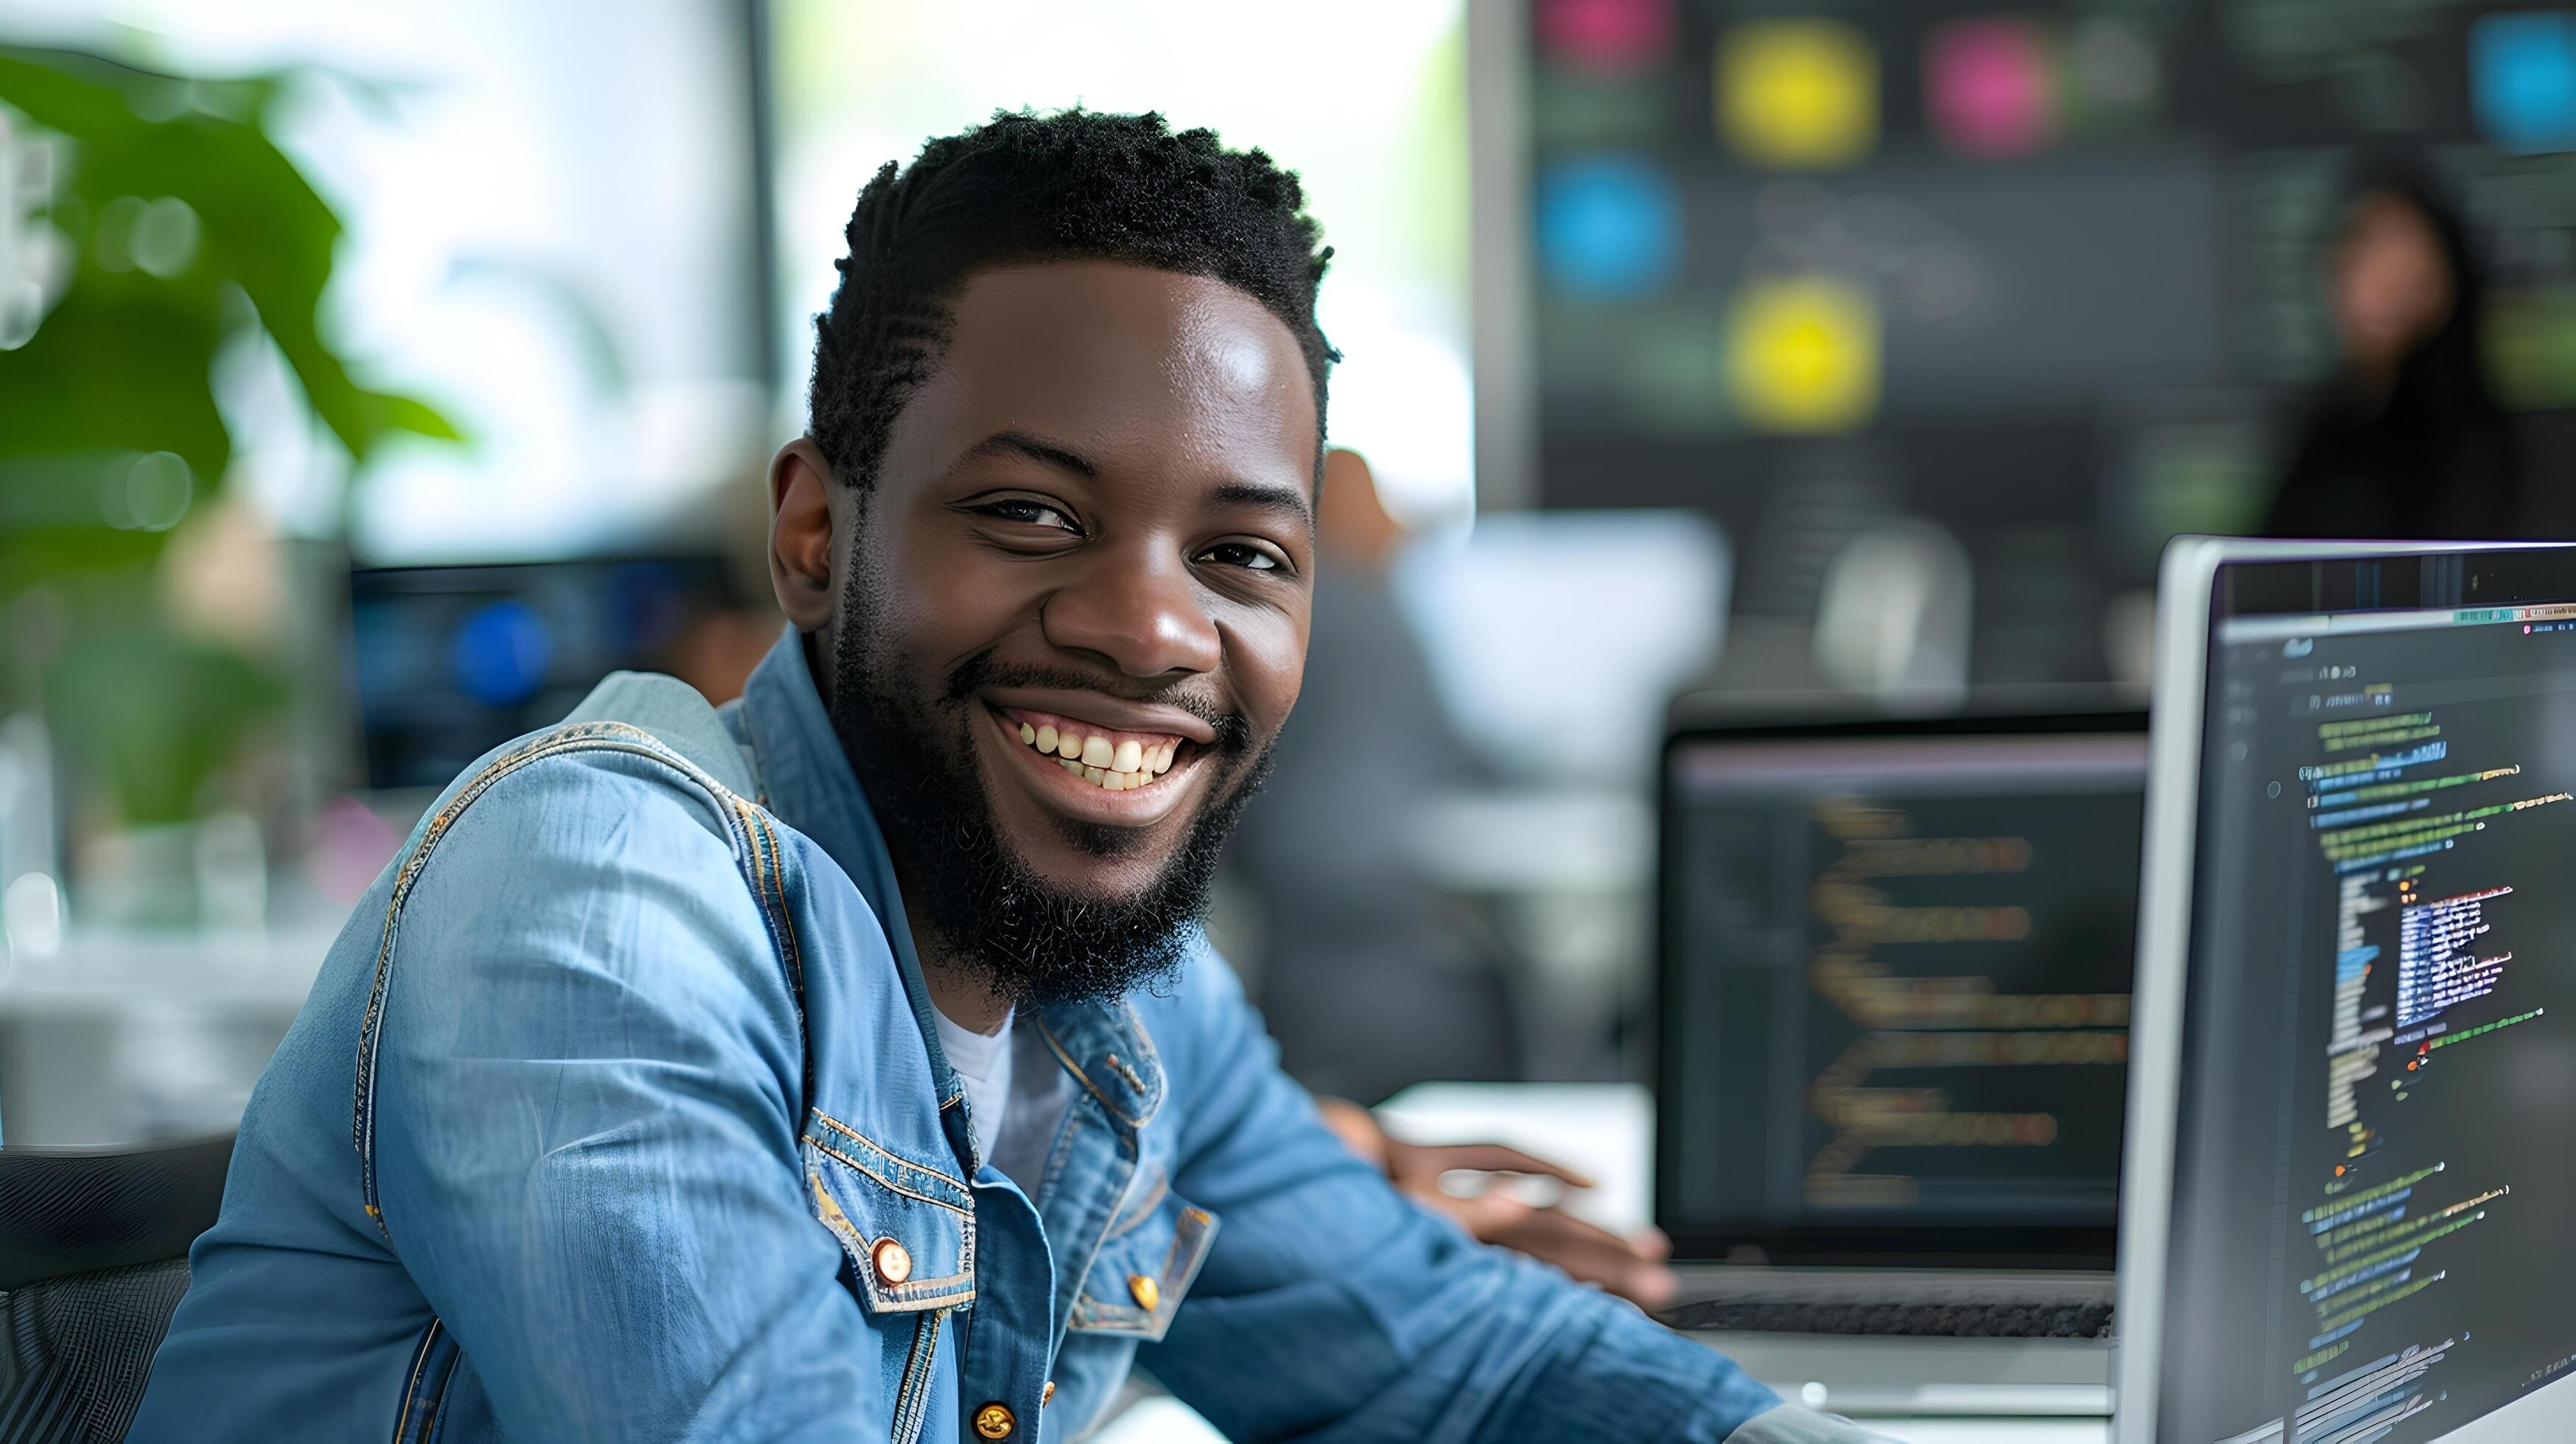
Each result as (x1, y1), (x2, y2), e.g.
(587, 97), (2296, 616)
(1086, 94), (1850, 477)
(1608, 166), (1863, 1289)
(1316, 1097), (1680, 1311)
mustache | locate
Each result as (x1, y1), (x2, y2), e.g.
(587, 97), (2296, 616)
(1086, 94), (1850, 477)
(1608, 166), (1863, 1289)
(942, 650), (1254, 754)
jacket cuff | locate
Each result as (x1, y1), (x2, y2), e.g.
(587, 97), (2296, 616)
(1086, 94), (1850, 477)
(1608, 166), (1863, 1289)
(1722, 1402), (1906, 1443)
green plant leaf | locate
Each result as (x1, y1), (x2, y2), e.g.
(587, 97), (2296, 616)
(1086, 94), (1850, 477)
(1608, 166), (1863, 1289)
(43, 626), (288, 827)
(0, 44), (460, 467)
(0, 44), (458, 824)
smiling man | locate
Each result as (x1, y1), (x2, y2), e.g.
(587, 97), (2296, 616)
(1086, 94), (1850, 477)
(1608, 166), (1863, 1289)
(132, 112), (1879, 1443)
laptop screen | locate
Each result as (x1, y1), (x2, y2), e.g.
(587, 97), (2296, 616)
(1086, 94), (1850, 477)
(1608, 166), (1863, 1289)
(1658, 716), (2145, 1266)
(2154, 552), (2576, 1443)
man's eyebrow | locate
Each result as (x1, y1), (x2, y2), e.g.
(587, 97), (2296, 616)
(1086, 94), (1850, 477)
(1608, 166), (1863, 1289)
(1209, 480), (1316, 528)
(957, 430), (1097, 477)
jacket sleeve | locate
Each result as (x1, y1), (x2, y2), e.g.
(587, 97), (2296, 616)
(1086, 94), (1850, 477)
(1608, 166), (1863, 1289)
(1141, 949), (1879, 1443)
(365, 750), (880, 1442)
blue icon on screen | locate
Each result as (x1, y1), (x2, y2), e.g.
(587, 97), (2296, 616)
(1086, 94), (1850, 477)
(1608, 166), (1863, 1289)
(1538, 156), (1681, 298)
(2472, 12), (2576, 155)
(451, 599), (553, 707)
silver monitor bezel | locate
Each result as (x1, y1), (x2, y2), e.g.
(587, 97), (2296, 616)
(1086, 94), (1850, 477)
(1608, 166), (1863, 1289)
(2115, 537), (2576, 1444)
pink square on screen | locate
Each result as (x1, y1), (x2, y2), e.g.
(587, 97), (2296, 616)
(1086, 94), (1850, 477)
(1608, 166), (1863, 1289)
(1537, 0), (1674, 71)
(1926, 18), (2058, 158)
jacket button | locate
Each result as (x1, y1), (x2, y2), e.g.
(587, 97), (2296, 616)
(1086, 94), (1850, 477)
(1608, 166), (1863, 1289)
(972, 1402), (1016, 1438)
(1042, 1380), (1057, 1406)
(871, 1238), (913, 1287)
(1128, 1274), (1160, 1311)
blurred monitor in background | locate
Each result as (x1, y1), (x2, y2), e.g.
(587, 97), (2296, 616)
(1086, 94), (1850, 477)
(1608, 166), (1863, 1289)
(348, 557), (767, 792)
(1394, 508), (1728, 785)
(1491, 0), (2576, 688)
(2261, 155), (2524, 540)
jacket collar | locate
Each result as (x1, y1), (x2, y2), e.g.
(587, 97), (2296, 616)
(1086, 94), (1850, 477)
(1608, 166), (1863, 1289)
(737, 626), (1165, 1141)
(739, 628), (964, 1110)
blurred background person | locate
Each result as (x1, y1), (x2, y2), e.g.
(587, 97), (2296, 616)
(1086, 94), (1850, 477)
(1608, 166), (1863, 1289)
(1223, 446), (1678, 1303)
(1224, 447), (1517, 1105)
(2262, 157), (2527, 541)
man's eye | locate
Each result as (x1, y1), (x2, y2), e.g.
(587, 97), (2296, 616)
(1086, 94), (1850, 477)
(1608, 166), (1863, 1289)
(1198, 541), (1285, 572)
(979, 500), (1078, 532)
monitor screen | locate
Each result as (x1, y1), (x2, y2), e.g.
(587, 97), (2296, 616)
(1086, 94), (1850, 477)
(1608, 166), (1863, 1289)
(1658, 721), (2144, 1264)
(1511, 0), (2576, 684)
(2158, 553), (2576, 1442)
(348, 558), (741, 791)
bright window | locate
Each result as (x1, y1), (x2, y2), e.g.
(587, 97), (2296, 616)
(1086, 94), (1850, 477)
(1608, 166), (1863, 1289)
(768, 0), (1475, 524)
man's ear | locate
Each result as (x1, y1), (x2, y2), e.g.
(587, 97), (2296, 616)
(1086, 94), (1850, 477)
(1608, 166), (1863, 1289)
(768, 438), (838, 631)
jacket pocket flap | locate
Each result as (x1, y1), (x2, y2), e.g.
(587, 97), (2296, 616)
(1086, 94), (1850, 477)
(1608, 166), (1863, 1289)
(1067, 1188), (1216, 1342)
(802, 1121), (975, 1314)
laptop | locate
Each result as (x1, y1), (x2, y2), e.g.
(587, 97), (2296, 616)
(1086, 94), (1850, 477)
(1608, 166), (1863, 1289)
(1654, 701), (2145, 1417)
(2120, 539), (2576, 1444)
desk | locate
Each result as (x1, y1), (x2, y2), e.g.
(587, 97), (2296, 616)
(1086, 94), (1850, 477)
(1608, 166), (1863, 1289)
(1378, 1082), (2113, 1444)
(1095, 1082), (2111, 1443)
(1087, 1380), (2109, 1443)
(0, 928), (329, 1144)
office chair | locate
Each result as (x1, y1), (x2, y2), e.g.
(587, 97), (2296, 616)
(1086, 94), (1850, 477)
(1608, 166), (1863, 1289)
(0, 1133), (234, 1444)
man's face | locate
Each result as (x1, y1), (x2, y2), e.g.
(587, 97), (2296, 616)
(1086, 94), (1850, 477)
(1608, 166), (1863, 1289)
(793, 262), (1317, 1000)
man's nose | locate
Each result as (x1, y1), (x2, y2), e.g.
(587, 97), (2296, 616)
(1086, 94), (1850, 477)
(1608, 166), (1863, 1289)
(1041, 544), (1223, 679)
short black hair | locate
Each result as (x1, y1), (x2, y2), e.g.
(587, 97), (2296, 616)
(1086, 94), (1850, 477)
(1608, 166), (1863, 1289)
(808, 108), (1338, 491)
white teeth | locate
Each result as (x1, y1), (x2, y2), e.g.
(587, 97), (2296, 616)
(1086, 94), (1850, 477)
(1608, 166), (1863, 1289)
(1011, 717), (1182, 791)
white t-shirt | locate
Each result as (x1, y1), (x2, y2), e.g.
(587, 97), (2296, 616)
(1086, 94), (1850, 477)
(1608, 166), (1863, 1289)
(931, 1006), (1016, 1163)
(930, 1006), (1075, 1194)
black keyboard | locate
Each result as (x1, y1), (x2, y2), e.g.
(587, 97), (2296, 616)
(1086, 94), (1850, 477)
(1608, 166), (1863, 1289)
(1659, 1297), (2113, 1340)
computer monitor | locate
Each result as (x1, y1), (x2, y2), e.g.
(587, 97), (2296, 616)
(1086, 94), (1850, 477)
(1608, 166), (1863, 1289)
(1475, 0), (2576, 684)
(2120, 540), (2576, 1443)
(347, 557), (742, 791)
(1657, 707), (2146, 1268)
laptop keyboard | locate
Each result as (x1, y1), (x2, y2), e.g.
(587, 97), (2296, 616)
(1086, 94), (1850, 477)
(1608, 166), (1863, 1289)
(1659, 1297), (2113, 1339)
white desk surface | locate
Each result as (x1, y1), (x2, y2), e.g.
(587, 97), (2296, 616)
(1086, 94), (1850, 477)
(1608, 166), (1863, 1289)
(1092, 1082), (2111, 1443)
(0, 926), (331, 1016)
(1093, 1395), (2109, 1443)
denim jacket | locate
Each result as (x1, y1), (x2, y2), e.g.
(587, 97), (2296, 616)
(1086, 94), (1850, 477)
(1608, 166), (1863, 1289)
(132, 628), (1878, 1443)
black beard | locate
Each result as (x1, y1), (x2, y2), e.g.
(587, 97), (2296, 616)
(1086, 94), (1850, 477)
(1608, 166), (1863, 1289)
(821, 600), (1270, 1009)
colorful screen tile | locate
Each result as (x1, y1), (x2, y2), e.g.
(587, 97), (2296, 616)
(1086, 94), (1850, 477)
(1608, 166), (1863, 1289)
(1724, 276), (1880, 432)
(1537, 0), (1674, 74)
(1926, 18), (2060, 159)
(1537, 155), (1682, 298)
(2067, 17), (2161, 127)
(1718, 21), (1878, 170)
(2471, 11), (2576, 156)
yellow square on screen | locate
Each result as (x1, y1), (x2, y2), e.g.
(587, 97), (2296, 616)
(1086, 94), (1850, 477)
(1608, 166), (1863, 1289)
(1719, 20), (1877, 169)
(1724, 276), (1880, 432)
